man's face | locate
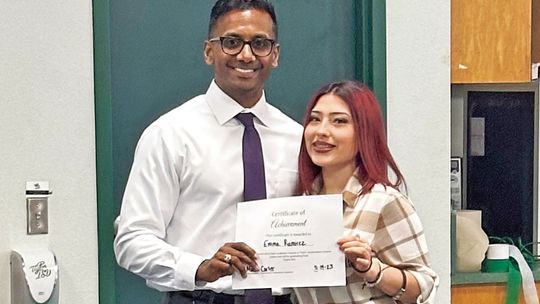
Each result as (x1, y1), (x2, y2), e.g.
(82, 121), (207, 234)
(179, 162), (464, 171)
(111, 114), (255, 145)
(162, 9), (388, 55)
(204, 9), (279, 104)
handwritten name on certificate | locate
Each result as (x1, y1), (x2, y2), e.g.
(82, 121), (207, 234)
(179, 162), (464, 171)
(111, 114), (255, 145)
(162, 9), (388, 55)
(232, 194), (345, 289)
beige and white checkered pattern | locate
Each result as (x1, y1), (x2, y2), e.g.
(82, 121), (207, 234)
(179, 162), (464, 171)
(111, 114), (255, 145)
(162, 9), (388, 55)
(295, 173), (439, 304)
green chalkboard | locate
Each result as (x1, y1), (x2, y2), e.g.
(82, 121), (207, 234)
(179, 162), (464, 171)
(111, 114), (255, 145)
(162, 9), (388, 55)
(94, 1), (386, 303)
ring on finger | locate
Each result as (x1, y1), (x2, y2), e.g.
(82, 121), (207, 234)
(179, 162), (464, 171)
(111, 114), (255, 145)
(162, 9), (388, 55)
(223, 253), (232, 264)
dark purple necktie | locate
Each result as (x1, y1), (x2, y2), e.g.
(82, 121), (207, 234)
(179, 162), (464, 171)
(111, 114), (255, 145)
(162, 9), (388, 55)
(235, 113), (273, 304)
(236, 113), (267, 201)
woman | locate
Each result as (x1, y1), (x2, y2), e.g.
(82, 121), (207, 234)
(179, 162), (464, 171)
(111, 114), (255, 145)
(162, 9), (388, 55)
(294, 81), (438, 304)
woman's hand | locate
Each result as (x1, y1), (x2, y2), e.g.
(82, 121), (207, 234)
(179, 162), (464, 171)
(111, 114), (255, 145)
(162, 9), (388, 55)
(337, 236), (379, 281)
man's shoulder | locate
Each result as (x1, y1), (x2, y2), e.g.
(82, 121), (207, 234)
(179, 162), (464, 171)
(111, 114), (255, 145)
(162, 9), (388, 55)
(138, 94), (209, 140)
(265, 104), (303, 132)
(153, 94), (207, 125)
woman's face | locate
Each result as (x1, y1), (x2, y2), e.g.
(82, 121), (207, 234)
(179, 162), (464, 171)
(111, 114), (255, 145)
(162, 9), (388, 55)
(304, 93), (357, 172)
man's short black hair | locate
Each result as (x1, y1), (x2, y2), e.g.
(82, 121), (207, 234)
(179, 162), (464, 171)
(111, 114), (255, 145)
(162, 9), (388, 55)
(208, 0), (278, 39)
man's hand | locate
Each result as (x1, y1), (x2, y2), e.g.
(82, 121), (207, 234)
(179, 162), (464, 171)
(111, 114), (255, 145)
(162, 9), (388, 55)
(195, 242), (259, 283)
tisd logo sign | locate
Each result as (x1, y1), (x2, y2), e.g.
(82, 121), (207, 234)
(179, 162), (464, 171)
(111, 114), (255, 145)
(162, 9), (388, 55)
(30, 261), (52, 279)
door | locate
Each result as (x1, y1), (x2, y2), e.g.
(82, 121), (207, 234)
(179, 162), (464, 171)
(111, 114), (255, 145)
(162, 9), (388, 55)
(467, 91), (535, 244)
(93, 1), (386, 303)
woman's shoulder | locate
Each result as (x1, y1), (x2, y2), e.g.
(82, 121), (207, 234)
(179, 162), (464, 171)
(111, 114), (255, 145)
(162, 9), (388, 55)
(368, 183), (404, 197)
(367, 184), (414, 208)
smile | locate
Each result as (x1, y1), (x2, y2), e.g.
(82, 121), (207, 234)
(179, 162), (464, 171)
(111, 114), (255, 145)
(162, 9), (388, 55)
(234, 67), (256, 73)
(312, 140), (335, 153)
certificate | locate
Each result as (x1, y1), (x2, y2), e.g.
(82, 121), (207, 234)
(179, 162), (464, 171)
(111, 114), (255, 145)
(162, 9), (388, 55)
(232, 195), (346, 289)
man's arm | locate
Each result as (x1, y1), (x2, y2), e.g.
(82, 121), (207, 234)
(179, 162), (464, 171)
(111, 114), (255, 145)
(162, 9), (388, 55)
(114, 123), (205, 290)
(113, 123), (260, 290)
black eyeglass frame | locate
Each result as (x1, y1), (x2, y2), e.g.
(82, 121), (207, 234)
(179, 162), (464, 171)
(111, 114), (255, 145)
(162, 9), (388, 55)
(207, 36), (277, 57)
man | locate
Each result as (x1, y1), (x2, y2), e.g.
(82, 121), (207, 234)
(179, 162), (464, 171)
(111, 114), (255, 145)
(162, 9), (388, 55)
(113, 1), (302, 303)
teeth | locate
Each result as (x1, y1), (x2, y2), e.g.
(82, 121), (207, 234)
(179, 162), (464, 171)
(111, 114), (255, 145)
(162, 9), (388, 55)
(235, 68), (255, 73)
(313, 142), (334, 152)
(314, 142), (333, 148)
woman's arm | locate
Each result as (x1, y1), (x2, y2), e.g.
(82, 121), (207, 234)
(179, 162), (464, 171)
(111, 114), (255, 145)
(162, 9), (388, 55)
(338, 236), (422, 303)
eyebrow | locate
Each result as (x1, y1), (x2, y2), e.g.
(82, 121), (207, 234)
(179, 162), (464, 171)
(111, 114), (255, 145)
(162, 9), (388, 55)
(311, 110), (351, 116)
(222, 32), (271, 39)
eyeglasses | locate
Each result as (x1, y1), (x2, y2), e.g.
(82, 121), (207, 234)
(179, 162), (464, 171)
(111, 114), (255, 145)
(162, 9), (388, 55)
(208, 36), (276, 57)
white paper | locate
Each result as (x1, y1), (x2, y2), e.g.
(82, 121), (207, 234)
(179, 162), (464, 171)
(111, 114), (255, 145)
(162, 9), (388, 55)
(233, 194), (346, 289)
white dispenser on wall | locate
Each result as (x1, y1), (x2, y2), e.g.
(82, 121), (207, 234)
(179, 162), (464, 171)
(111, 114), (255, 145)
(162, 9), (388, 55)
(10, 249), (59, 304)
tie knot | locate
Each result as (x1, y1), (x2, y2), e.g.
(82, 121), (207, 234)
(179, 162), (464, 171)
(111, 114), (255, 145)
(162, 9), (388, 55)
(235, 113), (255, 127)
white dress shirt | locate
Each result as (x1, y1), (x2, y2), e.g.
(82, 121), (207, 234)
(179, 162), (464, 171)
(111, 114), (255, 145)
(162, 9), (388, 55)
(114, 80), (303, 294)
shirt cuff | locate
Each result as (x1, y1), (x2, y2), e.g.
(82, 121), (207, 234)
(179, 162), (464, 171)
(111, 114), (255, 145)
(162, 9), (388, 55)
(410, 271), (438, 304)
(174, 252), (207, 290)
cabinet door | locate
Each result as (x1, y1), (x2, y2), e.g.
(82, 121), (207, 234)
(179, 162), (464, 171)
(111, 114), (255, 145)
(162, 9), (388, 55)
(452, 284), (507, 304)
(451, 0), (532, 83)
(452, 283), (540, 304)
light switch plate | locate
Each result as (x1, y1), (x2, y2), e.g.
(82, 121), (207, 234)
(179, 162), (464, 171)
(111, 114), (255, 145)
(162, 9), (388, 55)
(27, 197), (48, 234)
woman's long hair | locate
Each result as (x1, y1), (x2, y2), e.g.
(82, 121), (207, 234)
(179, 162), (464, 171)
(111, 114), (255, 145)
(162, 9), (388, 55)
(298, 80), (405, 195)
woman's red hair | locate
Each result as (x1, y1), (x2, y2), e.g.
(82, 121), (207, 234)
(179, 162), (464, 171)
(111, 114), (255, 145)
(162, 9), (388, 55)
(298, 80), (405, 195)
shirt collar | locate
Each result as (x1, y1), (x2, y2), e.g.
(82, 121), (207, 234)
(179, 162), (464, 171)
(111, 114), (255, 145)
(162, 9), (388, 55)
(342, 171), (363, 208)
(206, 80), (272, 127)
(311, 168), (363, 208)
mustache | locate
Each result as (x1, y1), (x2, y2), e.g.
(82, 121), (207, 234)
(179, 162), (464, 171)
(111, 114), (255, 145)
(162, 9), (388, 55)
(229, 62), (261, 70)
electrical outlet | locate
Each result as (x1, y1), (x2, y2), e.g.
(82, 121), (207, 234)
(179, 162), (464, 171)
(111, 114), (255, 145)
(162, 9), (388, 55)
(27, 197), (48, 234)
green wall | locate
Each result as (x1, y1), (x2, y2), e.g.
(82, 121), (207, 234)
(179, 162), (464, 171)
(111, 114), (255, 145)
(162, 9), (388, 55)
(93, 1), (386, 303)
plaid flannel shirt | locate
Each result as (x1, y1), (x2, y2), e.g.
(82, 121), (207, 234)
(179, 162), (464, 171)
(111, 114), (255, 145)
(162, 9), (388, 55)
(295, 172), (439, 304)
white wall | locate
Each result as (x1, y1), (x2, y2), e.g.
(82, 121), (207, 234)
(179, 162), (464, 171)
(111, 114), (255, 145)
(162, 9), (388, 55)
(386, 1), (451, 303)
(0, 0), (98, 303)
